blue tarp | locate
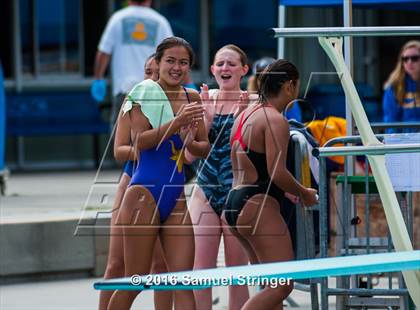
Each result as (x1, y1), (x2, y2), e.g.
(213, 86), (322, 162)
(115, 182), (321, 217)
(279, 0), (420, 10)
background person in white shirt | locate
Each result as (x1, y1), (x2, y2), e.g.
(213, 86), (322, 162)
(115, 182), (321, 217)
(91, 0), (173, 127)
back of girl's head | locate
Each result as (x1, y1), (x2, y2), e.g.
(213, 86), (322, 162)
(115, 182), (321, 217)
(258, 59), (299, 102)
(144, 53), (156, 68)
(247, 57), (275, 92)
(155, 36), (195, 66)
(253, 57), (276, 75)
(214, 44), (248, 66)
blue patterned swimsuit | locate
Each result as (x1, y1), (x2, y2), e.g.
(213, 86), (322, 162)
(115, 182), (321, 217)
(197, 113), (235, 216)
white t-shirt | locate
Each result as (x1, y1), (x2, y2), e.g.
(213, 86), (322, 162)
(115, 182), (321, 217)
(98, 6), (173, 96)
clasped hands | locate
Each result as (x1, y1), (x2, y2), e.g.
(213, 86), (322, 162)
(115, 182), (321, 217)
(176, 101), (204, 146)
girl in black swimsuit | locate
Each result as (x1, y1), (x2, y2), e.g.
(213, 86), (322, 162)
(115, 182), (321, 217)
(226, 59), (318, 310)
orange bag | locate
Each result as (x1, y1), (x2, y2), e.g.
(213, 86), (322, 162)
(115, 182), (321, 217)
(306, 116), (347, 165)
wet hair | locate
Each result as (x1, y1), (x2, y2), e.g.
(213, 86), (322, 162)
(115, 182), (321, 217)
(214, 44), (248, 66)
(258, 59), (299, 103)
(144, 53), (156, 69)
(155, 36), (195, 67)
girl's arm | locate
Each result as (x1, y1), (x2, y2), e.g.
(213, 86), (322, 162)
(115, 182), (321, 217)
(264, 113), (318, 207)
(114, 98), (136, 162)
(201, 84), (217, 135)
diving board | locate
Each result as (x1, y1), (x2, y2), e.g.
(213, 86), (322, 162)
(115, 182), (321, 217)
(94, 251), (420, 291)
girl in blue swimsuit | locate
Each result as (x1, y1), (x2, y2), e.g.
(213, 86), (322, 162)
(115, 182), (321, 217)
(185, 45), (251, 309)
(99, 55), (174, 310)
(227, 59), (318, 309)
(108, 37), (210, 309)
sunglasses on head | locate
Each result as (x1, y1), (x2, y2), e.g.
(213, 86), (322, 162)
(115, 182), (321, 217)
(402, 55), (420, 63)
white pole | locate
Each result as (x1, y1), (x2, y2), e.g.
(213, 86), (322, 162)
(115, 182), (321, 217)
(342, 5), (354, 306)
(12, 0), (22, 92)
(344, 0), (354, 176)
(278, 4), (286, 59)
(200, 0), (210, 82)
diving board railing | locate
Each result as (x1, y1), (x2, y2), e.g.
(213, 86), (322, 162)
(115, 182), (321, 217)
(270, 26), (420, 38)
(271, 25), (420, 308)
(370, 122), (420, 132)
(316, 141), (420, 309)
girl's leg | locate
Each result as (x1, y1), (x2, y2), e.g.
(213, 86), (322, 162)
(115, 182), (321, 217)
(222, 213), (259, 266)
(161, 197), (196, 310)
(189, 186), (222, 310)
(98, 173), (130, 310)
(108, 186), (160, 310)
(152, 237), (173, 310)
(237, 195), (294, 310)
(222, 224), (250, 310)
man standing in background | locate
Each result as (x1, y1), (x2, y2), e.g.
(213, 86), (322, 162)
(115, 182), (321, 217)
(91, 0), (173, 127)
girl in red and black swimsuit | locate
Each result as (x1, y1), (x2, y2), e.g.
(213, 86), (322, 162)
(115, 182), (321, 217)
(226, 59), (318, 310)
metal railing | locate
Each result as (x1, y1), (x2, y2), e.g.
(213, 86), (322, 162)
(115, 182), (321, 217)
(315, 135), (420, 310)
(289, 132), (320, 309)
(270, 26), (420, 38)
